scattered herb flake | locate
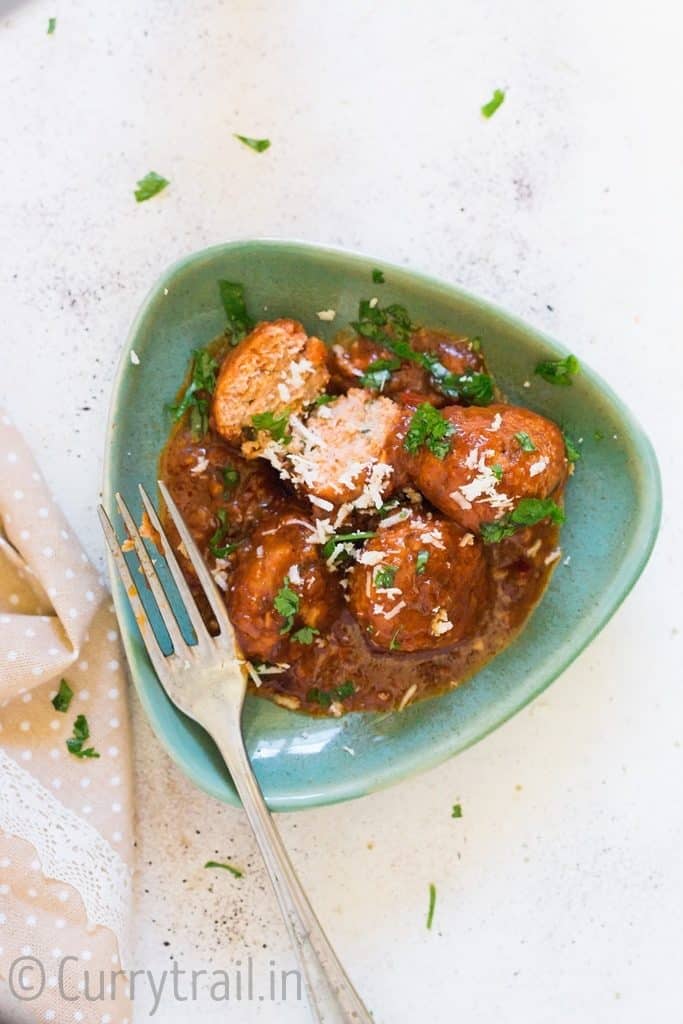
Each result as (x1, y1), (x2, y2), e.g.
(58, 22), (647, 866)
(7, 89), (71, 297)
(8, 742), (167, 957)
(360, 357), (401, 391)
(451, 803), (463, 819)
(252, 409), (291, 443)
(481, 88), (505, 118)
(375, 564), (398, 589)
(534, 354), (580, 386)
(204, 860), (243, 878)
(594, 429), (604, 441)
(321, 531), (376, 559)
(426, 883), (437, 929)
(274, 577), (299, 634)
(371, 268), (385, 284)
(66, 715), (100, 759)
(134, 171), (169, 203)
(222, 466), (240, 490)
(415, 550), (430, 575)
(491, 464), (504, 482)
(208, 509), (239, 559)
(563, 432), (582, 463)
(52, 679), (73, 713)
(389, 628), (402, 651)
(291, 625), (320, 645)
(234, 134), (271, 153)
(312, 393), (335, 407)
(404, 403), (454, 459)
(47, 16), (56, 34)
(307, 680), (356, 707)
(218, 280), (253, 344)
(480, 498), (565, 543)
(514, 431), (536, 452)
(169, 349), (218, 437)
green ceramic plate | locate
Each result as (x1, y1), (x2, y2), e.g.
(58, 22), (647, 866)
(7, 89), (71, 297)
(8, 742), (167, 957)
(103, 240), (661, 811)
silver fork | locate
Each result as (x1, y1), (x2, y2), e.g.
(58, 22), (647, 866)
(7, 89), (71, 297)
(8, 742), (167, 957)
(99, 481), (373, 1024)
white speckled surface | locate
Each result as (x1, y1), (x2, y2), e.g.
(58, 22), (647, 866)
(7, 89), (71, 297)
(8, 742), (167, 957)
(1, 0), (680, 1020)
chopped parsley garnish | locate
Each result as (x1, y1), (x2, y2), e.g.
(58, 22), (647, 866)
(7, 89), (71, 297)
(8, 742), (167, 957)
(351, 298), (493, 405)
(372, 268), (385, 284)
(563, 432), (582, 463)
(134, 171), (170, 203)
(170, 349), (218, 437)
(52, 679), (73, 713)
(66, 715), (100, 759)
(514, 431), (536, 452)
(377, 499), (400, 518)
(360, 357), (402, 391)
(222, 466), (240, 490)
(389, 628), (402, 650)
(415, 550), (430, 575)
(481, 88), (505, 118)
(273, 577), (299, 634)
(208, 509), (239, 559)
(234, 134), (271, 153)
(204, 860), (243, 878)
(426, 883), (437, 930)
(218, 280), (252, 344)
(313, 393), (335, 406)
(534, 354), (580, 386)
(404, 403), (454, 459)
(480, 498), (565, 543)
(47, 16), (56, 34)
(321, 531), (376, 559)
(451, 803), (463, 819)
(251, 409), (291, 443)
(291, 625), (320, 645)
(307, 681), (355, 707)
(491, 464), (504, 482)
(594, 429), (604, 441)
(375, 564), (398, 589)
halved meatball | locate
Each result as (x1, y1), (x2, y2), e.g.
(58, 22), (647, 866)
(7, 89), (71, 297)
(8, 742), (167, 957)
(347, 511), (487, 652)
(329, 328), (486, 407)
(274, 388), (405, 510)
(226, 512), (342, 664)
(212, 318), (329, 449)
(409, 403), (567, 534)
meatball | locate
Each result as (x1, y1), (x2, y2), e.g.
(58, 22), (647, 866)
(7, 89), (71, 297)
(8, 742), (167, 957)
(329, 328), (486, 407)
(347, 511), (488, 652)
(226, 512), (342, 664)
(269, 388), (405, 510)
(409, 403), (567, 534)
(212, 318), (329, 450)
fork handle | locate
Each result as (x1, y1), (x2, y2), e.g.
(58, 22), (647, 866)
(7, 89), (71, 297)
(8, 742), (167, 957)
(198, 694), (373, 1024)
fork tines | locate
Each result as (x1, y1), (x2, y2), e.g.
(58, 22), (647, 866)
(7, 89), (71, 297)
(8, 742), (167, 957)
(98, 483), (237, 670)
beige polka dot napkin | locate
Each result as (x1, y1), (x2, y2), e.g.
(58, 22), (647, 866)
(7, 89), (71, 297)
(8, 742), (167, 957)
(0, 409), (133, 1023)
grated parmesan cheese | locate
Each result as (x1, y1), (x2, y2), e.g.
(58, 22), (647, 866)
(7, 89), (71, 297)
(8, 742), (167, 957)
(529, 456), (549, 478)
(309, 494), (335, 512)
(316, 309), (336, 321)
(130, 349), (140, 366)
(459, 532), (475, 547)
(544, 548), (562, 566)
(190, 455), (209, 475)
(398, 683), (418, 711)
(288, 564), (303, 585)
(489, 412), (503, 431)
(431, 607), (454, 636)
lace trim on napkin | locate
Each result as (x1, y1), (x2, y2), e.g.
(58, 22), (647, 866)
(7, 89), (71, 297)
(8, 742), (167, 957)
(0, 748), (132, 966)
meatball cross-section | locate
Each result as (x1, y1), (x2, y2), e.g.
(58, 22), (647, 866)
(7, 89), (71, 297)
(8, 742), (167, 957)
(212, 318), (329, 452)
